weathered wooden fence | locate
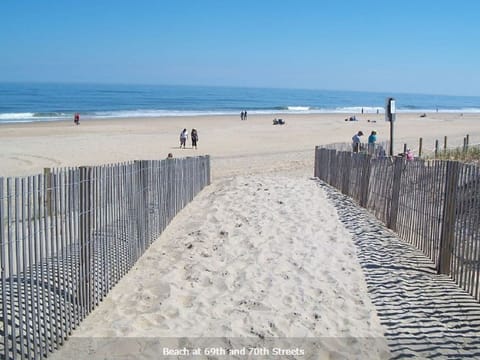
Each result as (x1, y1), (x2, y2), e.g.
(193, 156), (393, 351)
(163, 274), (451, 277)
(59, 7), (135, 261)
(315, 147), (480, 301)
(0, 156), (211, 359)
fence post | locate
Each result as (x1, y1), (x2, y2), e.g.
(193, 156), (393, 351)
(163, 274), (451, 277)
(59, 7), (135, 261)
(314, 146), (319, 178)
(328, 149), (336, 185)
(44, 167), (53, 217)
(437, 161), (460, 275)
(464, 134), (470, 153)
(79, 166), (92, 313)
(135, 160), (149, 252)
(444, 136), (448, 153)
(0, 178), (7, 360)
(388, 157), (403, 231)
(419, 137), (423, 158)
(206, 155), (211, 185)
(342, 152), (351, 195)
(360, 155), (371, 207)
(435, 140), (439, 158)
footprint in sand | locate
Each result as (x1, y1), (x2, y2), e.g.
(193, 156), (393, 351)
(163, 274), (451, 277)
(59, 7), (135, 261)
(180, 295), (195, 308)
(283, 296), (293, 305)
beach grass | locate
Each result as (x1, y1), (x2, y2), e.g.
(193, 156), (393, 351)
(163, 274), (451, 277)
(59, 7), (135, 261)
(432, 146), (480, 163)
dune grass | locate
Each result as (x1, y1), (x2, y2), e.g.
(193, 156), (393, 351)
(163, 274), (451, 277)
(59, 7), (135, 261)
(432, 146), (480, 163)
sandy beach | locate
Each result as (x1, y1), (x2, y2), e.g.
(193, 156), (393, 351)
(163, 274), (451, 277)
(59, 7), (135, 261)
(1, 112), (479, 179)
(3, 112), (480, 359)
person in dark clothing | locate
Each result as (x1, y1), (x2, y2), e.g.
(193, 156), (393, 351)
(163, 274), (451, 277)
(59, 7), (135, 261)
(191, 128), (199, 149)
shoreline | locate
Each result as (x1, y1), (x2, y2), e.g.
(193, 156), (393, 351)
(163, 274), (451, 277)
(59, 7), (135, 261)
(0, 109), (476, 126)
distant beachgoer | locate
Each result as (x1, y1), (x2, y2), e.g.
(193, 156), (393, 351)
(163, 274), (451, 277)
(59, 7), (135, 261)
(352, 131), (363, 153)
(191, 128), (199, 149)
(180, 128), (188, 148)
(167, 153), (173, 159)
(240, 111), (244, 120)
(368, 130), (377, 155)
(406, 148), (414, 161)
(361, 107), (364, 114)
(74, 113), (80, 125)
(244, 111), (248, 120)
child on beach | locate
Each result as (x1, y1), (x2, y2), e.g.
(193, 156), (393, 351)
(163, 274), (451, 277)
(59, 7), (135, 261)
(406, 148), (414, 160)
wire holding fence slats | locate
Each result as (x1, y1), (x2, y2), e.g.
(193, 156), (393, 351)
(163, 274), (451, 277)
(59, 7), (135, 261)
(314, 147), (480, 302)
(0, 155), (210, 360)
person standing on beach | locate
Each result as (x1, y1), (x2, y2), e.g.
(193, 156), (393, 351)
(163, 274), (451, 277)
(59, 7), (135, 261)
(352, 131), (363, 153)
(180, 128), (188, 148)
(240, 111), (244, 120)
(244, 110), (248, 120)
(74, 113), (80, 125)
(368, 130), (377, 155)
(191, 128), (198, 149)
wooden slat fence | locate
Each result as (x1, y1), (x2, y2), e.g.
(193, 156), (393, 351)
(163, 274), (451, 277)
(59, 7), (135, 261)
(0, 156), (210, 359)
(315, 147), (480, 301)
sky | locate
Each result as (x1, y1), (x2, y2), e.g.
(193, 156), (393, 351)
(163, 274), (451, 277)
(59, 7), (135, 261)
(1, 0), (479, 96)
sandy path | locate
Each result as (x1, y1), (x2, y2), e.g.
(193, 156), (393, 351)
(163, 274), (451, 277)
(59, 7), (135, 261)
(51, 173), (390, 359)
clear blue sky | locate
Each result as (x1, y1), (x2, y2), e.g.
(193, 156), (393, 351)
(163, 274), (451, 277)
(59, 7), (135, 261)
(1, 0), (479, 96)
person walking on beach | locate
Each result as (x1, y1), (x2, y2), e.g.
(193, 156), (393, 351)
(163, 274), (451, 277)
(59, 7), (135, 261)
(240, 111), (244, 120)
(352, 131), (363, 153)
(180, 128), (188, 148)
(74, 112), (80, 125)
(191, 128), (199, 149)
(244, 110), (248, 120)
(368, 130), (377, 155)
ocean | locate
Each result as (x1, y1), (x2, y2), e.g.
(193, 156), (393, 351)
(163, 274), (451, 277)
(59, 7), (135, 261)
(1, 82), (479, 124)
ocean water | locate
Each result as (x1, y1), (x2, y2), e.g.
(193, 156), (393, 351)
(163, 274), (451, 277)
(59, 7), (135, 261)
(1, 82), (480, 124)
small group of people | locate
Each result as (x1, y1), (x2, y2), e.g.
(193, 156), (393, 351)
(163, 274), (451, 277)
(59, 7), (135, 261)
(179, 128), (199, 149)
(352, 130), (415, 160)
(352, 130), (377, 154)
(240, 111), (248, 120)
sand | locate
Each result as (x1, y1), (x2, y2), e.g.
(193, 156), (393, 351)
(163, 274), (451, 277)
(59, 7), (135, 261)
(1, 112), (479, 178)
(2, 112), (480, 359)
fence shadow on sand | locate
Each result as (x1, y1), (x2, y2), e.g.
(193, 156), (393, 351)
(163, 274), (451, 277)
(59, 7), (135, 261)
(319, 182), (480, 359)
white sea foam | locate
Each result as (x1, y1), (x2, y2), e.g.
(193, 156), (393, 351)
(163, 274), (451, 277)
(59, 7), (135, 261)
(0, 112), (36, 120)
(287, 106), (311, 111)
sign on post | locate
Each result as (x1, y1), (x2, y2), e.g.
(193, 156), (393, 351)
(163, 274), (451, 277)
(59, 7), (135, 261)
(385, 97), (396, 156)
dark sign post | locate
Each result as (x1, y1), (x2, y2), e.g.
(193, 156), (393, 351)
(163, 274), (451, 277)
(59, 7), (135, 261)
(385, 97), (396, 156)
